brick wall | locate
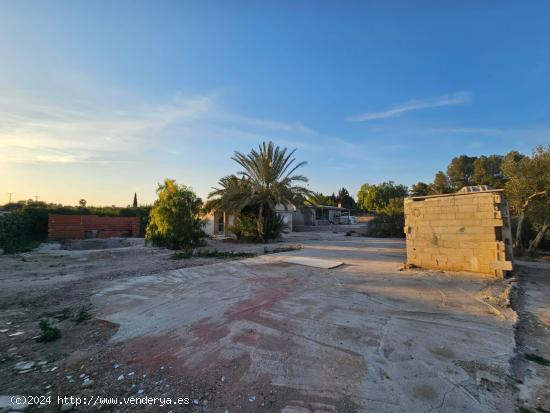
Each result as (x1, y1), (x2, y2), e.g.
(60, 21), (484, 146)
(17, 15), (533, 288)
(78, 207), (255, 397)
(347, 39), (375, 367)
(404, 191), (513, 277)
(48, 214), (140, 240)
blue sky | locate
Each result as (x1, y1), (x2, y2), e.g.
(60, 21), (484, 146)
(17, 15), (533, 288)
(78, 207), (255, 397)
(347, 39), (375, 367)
(1, 1), (549, 205)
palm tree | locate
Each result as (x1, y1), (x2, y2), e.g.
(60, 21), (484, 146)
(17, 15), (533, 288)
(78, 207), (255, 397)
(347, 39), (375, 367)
(205, 141), (311, 241)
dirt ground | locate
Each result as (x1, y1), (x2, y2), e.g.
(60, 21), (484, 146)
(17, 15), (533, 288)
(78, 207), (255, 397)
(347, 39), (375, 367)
(0, 232), (548, 412)
(511, 259), (550, 412)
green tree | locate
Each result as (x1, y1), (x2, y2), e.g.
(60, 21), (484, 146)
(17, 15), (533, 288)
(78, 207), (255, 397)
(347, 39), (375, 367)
(502, 145), (550, 255)
(335, 187), (357, 209)
(410, 182), (430, 197)
(472, 155), (504, 187)
(306, 192), (336, 207)
(132, 192), (138, 208)
(447, 155), (476, 189)
(365, 197), (405, 237)
(78, 199), (87, 208)
(431, 171), (453, 194)
(205, 141), (311, 242)
(145, 179), (204, 249)
(357, 181), (408, 211)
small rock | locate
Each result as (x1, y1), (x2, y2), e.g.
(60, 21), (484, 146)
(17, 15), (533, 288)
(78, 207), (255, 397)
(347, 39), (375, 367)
(0, 329), (9, 333)
(79, 374), (85, 378)
(127, 372), (135, 376)
(60, 402), (74, 411)
(476, 370), (504, 385)
(113, 363), (120, 369)
(137, 389), (144, 395)
(14, 361), (35, 371)
(9, 331), (25, 337)
(193, 400), (199, 405)
(37, 361), (48, 366)
(221, 376), (225, 382)
(50, 367), (58, 372)
(82, 378), (94, 388)
(117, 374), (124, 381)
(248, 395), (256, 402)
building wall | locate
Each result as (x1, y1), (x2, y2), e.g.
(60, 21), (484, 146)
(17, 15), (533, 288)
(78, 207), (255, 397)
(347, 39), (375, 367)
(203, 212), (236, 237)
(48, 214), (140, 240)
(404, 191), (513, 277)
(203, 213), (216, 236)
(276, 211), (293, 232)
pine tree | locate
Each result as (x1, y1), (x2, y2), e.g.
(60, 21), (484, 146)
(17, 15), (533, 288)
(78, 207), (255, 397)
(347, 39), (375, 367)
(132, 192), (138, 208)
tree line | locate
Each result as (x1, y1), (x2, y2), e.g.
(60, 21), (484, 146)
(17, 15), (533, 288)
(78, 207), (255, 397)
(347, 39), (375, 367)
(2, 143), (547, 256)
(355, 145), (549, 255)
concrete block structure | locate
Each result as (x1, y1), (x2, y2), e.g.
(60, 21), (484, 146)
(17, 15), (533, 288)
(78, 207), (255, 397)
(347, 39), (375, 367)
(404, 189), (513, 277)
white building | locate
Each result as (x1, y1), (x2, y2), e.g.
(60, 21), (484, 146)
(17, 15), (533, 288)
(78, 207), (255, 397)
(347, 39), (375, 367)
(203, 203), (295, 237)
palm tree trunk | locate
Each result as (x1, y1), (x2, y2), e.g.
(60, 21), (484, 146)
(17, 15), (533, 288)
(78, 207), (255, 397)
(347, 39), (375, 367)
(257, 204), (264, 242)
(526, 220), (549, 257)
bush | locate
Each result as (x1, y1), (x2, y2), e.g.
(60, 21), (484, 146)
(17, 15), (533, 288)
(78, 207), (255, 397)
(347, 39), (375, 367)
(228, 213), (259, 241)
(72, 306), (91, 323)
(37, 319), (61, 342)
(228, 212), (285, 242)
(145, 179), (205, 249)
(265, 214), (286, 241)
(365, 197), (405, 238)
(0, 211), (37, 253)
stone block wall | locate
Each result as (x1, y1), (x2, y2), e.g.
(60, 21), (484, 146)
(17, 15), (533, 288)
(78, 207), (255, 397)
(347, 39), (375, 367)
(404, 190), (513, 277)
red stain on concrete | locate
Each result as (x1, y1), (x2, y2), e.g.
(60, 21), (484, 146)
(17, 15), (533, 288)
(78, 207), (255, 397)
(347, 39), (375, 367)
(119, 334), (185, 371)
(227, 275), (302, 325)
(192, 317), (231, 345)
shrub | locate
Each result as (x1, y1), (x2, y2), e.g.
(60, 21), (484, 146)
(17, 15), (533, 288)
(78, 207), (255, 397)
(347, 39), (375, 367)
(172, 248), (255, 259)
(171, 249), (193, 259)
(0, 211), (37, 253)
(229, 212), (285, 242)
(37, 319), (61, 342)
(72, 306), (92, 323)
(228, 213), (259, 241)
(365, 197), (405, 238)
(146, 179), (205, 249)
(265, 214), (286, 241)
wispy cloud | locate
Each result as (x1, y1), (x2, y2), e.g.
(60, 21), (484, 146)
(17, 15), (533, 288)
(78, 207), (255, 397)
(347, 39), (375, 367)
(0, 87), (317, 164)
(426, 127), (504, 136)
(346, 91), (473, 122)
(0, 94), (215, 163)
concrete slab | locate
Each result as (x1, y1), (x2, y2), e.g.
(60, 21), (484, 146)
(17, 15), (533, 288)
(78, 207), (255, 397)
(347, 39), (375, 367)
(92, 234), (518, 412)
(282, 256), (344, 269)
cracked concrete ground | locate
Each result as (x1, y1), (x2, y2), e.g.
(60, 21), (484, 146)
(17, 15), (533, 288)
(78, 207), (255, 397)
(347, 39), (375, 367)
(92, 233), (518, 412)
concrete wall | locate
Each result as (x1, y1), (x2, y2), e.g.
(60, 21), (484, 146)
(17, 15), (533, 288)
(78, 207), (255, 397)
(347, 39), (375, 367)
(404, 191), (513, 277)
(276, 211), (293, 232)
(48, 214), (140, 240)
